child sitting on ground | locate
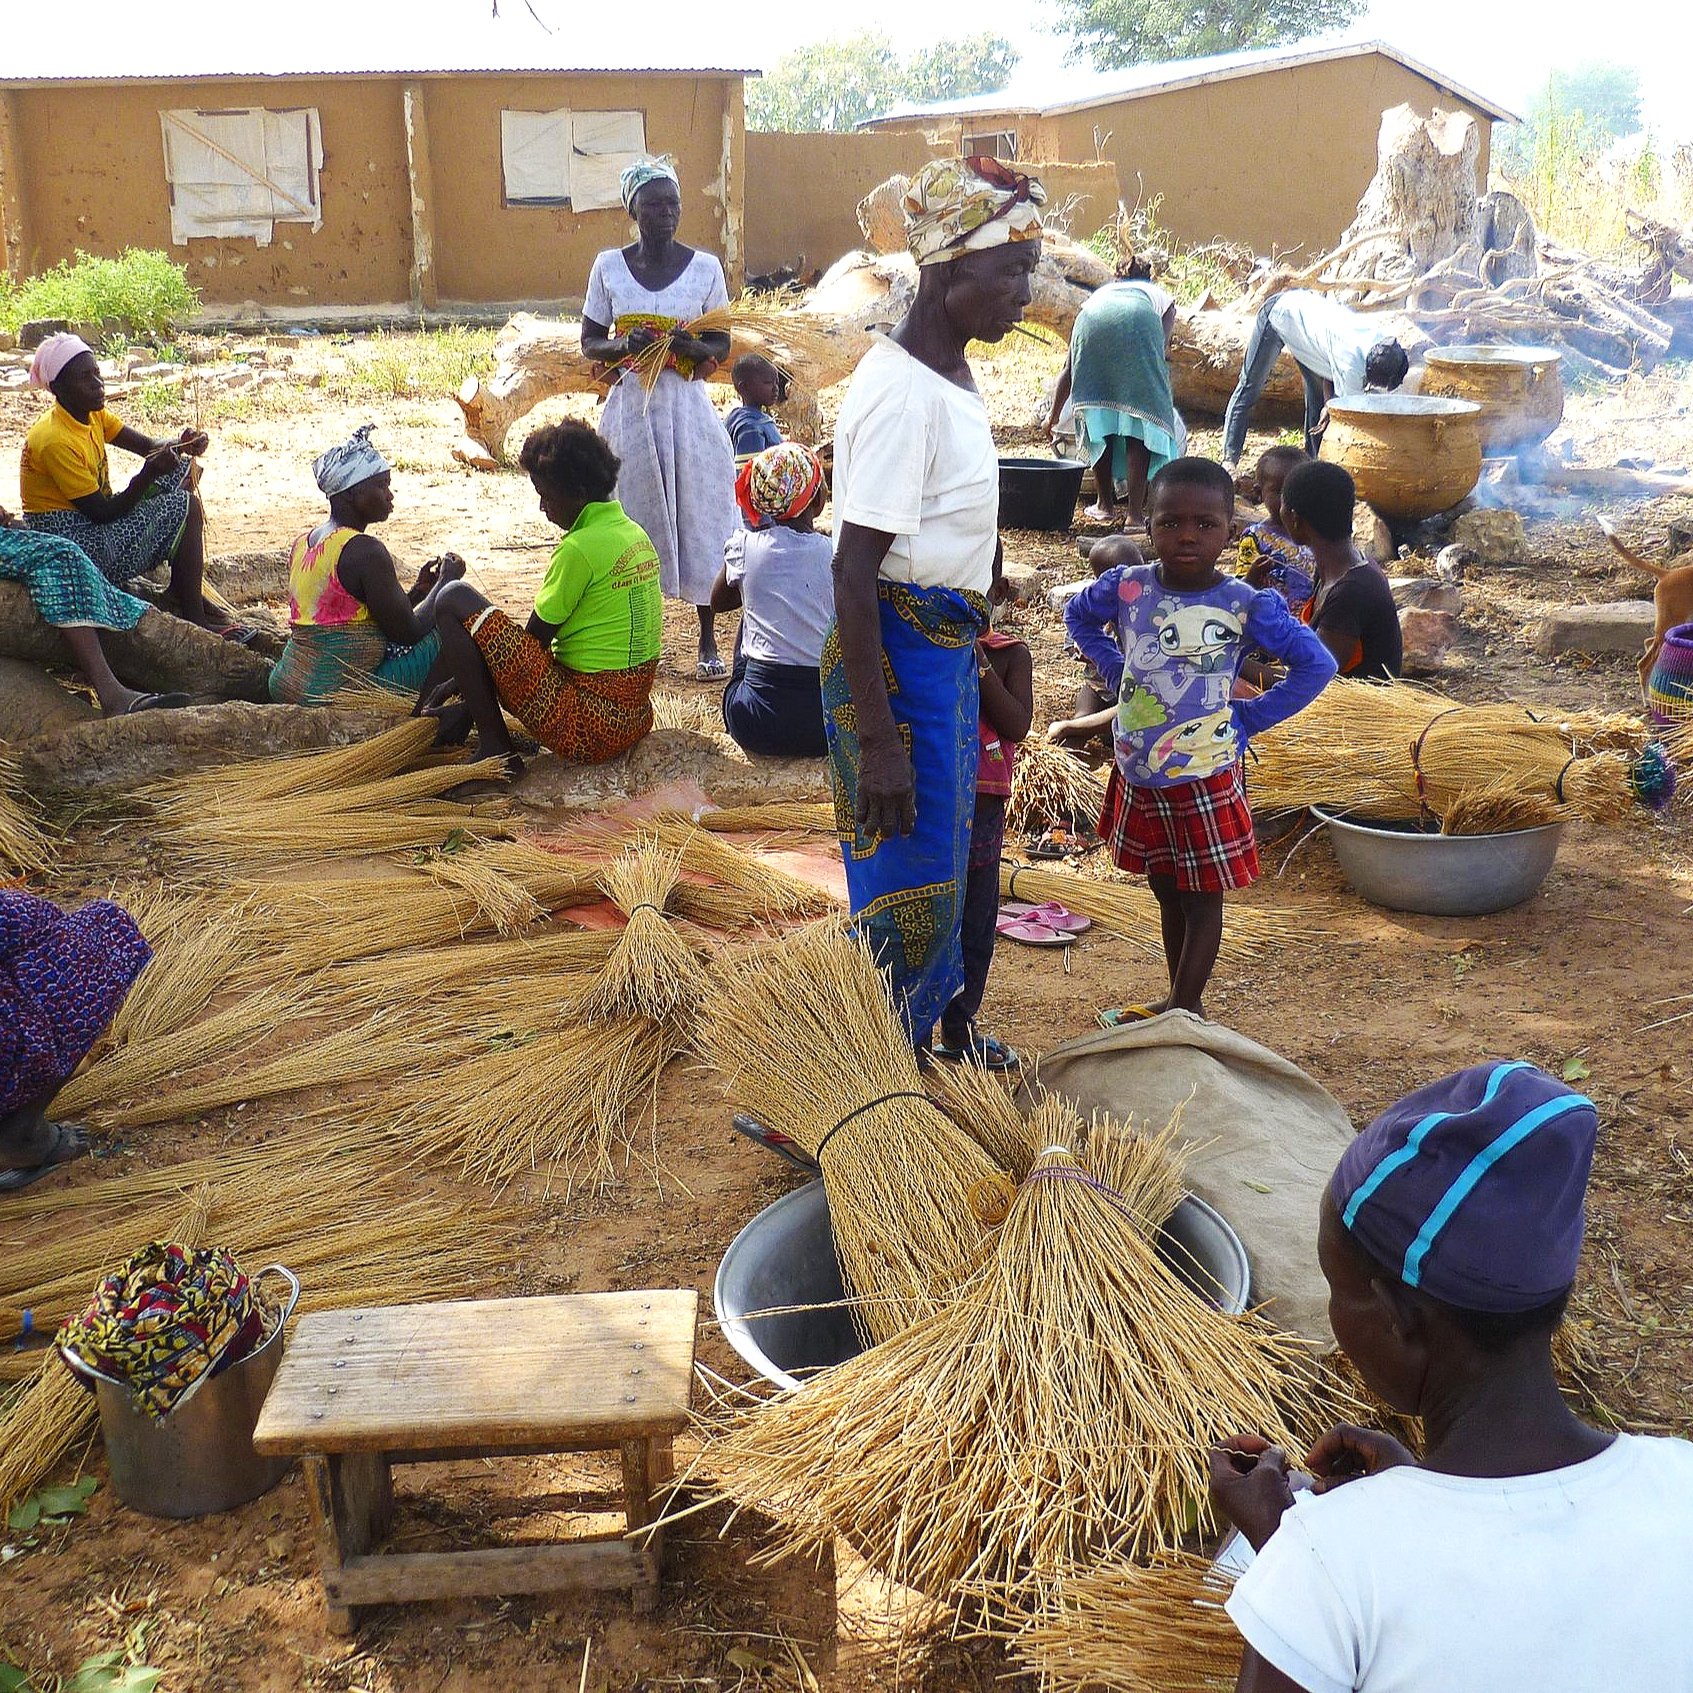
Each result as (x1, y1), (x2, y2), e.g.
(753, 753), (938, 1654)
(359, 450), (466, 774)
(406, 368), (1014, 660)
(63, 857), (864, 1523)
(1238, 444), (1314, 613)
(1065, 457), (1336, 1018)
(724, 354), (786, 459)
(1048, 532), (1144, 747)
(711, 443), (833, 759)
(1210, 1061), (1693, 1692)
(934, 619), (1033, 1071)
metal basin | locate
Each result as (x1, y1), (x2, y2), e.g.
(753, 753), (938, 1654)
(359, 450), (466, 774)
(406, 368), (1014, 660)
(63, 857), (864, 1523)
(1313, 806), (1564, 916)
(715, 1180), (1251, 1393)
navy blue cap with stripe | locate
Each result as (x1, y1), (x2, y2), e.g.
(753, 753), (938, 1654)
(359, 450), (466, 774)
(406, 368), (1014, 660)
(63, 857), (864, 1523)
(1331, 1062), (1598, 1314)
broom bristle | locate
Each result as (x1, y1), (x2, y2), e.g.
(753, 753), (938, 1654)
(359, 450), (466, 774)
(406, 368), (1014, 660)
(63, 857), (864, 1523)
(584, 843), (710, 1024)
(695, 801), (838, 836)
(424, 849), (547, 937)
(0, 758), (54, 876)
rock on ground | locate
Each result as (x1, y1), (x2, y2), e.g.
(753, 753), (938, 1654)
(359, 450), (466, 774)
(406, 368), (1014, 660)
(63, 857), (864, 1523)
(1529, 601), (1657, 658)
(1399, 607), (1460, 673)
(1452, 508), (1528, 566)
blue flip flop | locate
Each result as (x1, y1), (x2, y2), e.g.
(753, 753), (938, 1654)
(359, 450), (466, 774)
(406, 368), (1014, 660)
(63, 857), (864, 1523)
(932, 1029), (1021, 1071)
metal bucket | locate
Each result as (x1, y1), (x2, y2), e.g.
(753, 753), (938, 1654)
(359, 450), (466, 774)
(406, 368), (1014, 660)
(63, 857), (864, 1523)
(1313, 807), (1564, 916)
(60, 1264), (299, 1519)
(715, 1180), (1250, 1393)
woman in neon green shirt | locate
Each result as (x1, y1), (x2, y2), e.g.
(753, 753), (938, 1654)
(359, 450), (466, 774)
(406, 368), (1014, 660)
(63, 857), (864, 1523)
(430, 422), (662, 773)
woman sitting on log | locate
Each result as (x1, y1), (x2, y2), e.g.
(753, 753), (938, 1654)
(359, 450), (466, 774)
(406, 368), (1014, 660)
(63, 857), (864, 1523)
(1046, 253), (1184, 529)
(0, 510), (188, 715)
(269, 426), (459, 706)
(20, 334), (248, 643)
(579, 156), (737, 680)
(428, 421), (663, 775)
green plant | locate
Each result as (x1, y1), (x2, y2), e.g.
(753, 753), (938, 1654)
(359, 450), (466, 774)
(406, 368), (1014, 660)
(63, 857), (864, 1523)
(327, 326), (497, 401)
(1087, 194), (1248, 306)
(0, 250), (198, 339)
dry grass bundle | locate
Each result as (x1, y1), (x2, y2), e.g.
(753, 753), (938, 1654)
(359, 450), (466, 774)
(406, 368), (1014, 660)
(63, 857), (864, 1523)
(629, 304), (848, 398)
(104, 897), (258, 1047)
(470, 840), (600, 909)
(149, 717), (444, 810)
(424, 848), (546, 936)
(1009, 1555), (1241, 1692)
(326, 677), (426, 719)
(701, 924), (1014, 1344)
(998, 862), (1299, 962)
(1439, 784), (1563, 836)
(1080, 1108), (1189, 1239)
(695, 801), (837, 836)
(925, 1061), (1035, 1178)
(1007, 739), (1109, 838)
(1248, 680), (1657, 823)
(95, 1012), (466, 1130)
(584, 843), (710, 1023)
(0, 1144), (520, 1511)
(0, 758), (53, 875)
(643, 815), (837, 919)
(317, 927), (619, 1009)
(387, 1015), (682, 1193)
(697, 1142), (1325, 1610)
(55, 986), (298, 1121)
(649, 689), (727, 734)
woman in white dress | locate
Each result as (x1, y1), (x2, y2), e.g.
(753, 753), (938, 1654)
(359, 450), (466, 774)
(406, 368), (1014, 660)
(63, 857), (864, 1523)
(581, 158), (737, 678)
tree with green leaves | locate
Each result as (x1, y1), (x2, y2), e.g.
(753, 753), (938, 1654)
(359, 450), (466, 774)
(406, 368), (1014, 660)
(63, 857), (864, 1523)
(748, 31), (1021, 132)
(1053, 0), (1363, 70)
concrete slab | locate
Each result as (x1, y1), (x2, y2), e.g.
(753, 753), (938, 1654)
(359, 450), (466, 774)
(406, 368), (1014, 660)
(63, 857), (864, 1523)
(1529, 600), (1656, 658)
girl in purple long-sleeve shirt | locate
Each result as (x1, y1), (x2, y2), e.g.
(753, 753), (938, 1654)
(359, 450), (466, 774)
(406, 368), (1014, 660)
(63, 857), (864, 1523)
(1065, 458), (1335, 1017)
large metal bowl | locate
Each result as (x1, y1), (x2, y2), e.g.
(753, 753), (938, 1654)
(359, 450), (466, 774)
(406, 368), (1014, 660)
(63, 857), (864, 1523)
(1313, 806), (1564, 916)
(715, 1179), (1251, 1393)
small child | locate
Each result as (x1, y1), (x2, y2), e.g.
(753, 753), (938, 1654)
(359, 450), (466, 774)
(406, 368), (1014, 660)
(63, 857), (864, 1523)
(1065, 457), (1336, 1018)
(1238, 444), (1315, 613)
(1211, 1062), (1693, 1692)
(935, 623), (1033, 1071)
(1048, 533), (1144, 746)
(725, 354), (786, 459)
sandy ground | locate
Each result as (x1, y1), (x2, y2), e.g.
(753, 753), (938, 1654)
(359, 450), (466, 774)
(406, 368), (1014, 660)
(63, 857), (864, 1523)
(3, 333), (1692, 1692)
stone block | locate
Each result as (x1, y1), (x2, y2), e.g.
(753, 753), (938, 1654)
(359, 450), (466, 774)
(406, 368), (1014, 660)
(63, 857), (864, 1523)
(1399, 608), (1459, 674)
(19, 319), (70, 349)
(1529, 601), (1656, 658)
(1046, 576), (1095, 614)
(1452, 508), (1526, 565)
(1000, 560), (1043, 603)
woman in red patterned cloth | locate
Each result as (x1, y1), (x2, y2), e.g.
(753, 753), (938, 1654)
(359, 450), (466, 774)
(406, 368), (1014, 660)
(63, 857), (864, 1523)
(0, 888), (151, 1192)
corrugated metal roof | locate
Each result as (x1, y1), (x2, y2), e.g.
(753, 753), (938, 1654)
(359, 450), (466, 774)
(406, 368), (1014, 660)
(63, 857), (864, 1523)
(1, 15), (755, 84)
(859, 37), (1517, 127)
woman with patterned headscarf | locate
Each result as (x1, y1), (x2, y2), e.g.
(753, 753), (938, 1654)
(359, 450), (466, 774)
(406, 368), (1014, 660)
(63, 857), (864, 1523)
(710, 442), (831, 758)
(824, 156), (1044, 1048)
(580, 156), (738, 680)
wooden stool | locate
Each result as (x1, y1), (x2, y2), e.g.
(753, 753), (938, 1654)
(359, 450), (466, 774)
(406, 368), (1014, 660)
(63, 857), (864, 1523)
(253, 1290), (697, 1634)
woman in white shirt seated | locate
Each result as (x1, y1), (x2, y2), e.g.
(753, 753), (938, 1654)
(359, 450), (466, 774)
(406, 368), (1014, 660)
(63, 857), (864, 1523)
(823, 156), (1043, 1048)
(711, 443), (832, 758)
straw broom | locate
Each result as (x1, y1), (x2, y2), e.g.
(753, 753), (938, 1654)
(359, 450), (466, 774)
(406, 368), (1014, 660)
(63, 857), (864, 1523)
(583, 842), (710, 1024)
(0, 758), (53, 876)
(639, 814), (838, 919)
(650, 689), (729, 734)
(1009, 1555), (1242, 1692)
(1007, 739), (1109, 839)
(700, 924), (1015, 1344)
(1438, 783), (1564, 836)
(315, 927), (620, 1010)
(694, 801), (837, 836)
(103, 898), (259, 1048)
(425, 847), (546, 936)
(694, 1140), (1326, 1609)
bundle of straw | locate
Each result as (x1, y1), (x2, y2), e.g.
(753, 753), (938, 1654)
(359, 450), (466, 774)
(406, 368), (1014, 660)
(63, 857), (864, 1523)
(696, 1139), (1324, 1610)
(425, 848), (546, 936)
(695, 801), (837, 836)
(1438, 784), (1563, 836)
(103, 896), (257, 1047)
(1007, 739), (1109, 839)
(641, 815), (837, 920)
(0, 758), (53, 876)
(701, 924), (1015, 1344)
(584, 843), (710, 1023)
(649, 690), (729, 735)
(1009, 1555), (1241, 1692)
(315, 927), (619, 1011)
(626, 304), (850, 398)
(1248, 680), (1670, 823)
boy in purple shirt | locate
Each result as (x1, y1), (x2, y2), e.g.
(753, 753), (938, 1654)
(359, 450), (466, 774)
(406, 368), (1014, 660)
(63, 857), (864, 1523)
(1065, 457), (1335, 1017)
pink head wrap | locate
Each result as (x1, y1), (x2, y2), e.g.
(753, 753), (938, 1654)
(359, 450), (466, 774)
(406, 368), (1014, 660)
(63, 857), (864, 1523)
(28, 333), (96, 392)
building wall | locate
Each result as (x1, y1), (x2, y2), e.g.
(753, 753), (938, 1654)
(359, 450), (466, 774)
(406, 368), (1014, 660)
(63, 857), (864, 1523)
(865, 54), (1497, 257)
(0, 72), (742, 311)
(744, 130), (1120, 274)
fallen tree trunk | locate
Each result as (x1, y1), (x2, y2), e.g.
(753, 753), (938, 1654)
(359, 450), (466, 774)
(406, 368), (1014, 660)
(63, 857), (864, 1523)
(0, 585), (274, 702)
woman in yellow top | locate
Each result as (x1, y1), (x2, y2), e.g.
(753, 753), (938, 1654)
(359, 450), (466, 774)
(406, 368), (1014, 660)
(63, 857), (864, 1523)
(428, 421), (662, 775)
(268, 425), (459, 705)
(20, 333), (247, 642)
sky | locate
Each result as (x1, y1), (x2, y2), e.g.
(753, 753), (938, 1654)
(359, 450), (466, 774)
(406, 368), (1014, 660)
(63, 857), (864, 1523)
(16, 1), (1693, 141)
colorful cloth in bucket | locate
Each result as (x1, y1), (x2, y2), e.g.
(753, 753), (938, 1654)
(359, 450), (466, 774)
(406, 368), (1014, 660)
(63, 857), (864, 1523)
(1647, 622), (1693, 726)
(58, 1242), (274, 1419)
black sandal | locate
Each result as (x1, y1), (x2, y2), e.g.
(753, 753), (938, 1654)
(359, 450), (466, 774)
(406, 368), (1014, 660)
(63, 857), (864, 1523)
(0, 1122), (90, 1192)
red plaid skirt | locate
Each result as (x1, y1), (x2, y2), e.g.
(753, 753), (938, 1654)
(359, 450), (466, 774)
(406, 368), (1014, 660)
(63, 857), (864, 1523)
(1100, 762), (1259, 892)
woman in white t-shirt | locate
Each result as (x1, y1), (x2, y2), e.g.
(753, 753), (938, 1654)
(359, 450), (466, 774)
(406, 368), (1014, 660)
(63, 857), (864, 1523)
(823, 155), (1044, 1048)
(1207, 1062), (1693, 1693)
(711, 443), (833, 758)
(580, 157), (738, 679)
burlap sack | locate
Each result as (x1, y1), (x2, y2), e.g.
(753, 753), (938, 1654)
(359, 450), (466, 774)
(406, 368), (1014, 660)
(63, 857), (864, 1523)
(1023, 1011), (1355, 1346)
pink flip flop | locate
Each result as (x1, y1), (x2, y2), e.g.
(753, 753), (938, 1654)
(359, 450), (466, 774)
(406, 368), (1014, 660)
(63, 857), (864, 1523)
(998, 918), (1073, 947)
(1027, 902), (1092, 935)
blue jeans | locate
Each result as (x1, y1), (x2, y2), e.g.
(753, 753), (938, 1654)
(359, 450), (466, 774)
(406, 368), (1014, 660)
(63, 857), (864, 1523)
(1222, 296), (1330, 465)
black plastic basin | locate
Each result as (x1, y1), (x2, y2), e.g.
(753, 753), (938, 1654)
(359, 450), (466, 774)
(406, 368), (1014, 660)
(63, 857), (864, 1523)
(999, 455), (1086, 531)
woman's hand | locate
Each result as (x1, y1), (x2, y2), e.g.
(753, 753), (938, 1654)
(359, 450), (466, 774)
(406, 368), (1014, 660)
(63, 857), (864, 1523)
(0, 506), (22, 531)
(1306, 1424), (1416, 1492)
(624, 325), (663, 358)
(176, 428), (210, 458)
(139, 443), (181, 485)
(856, 736), (917, 839)
(1209, 1435), (1297, 1552)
